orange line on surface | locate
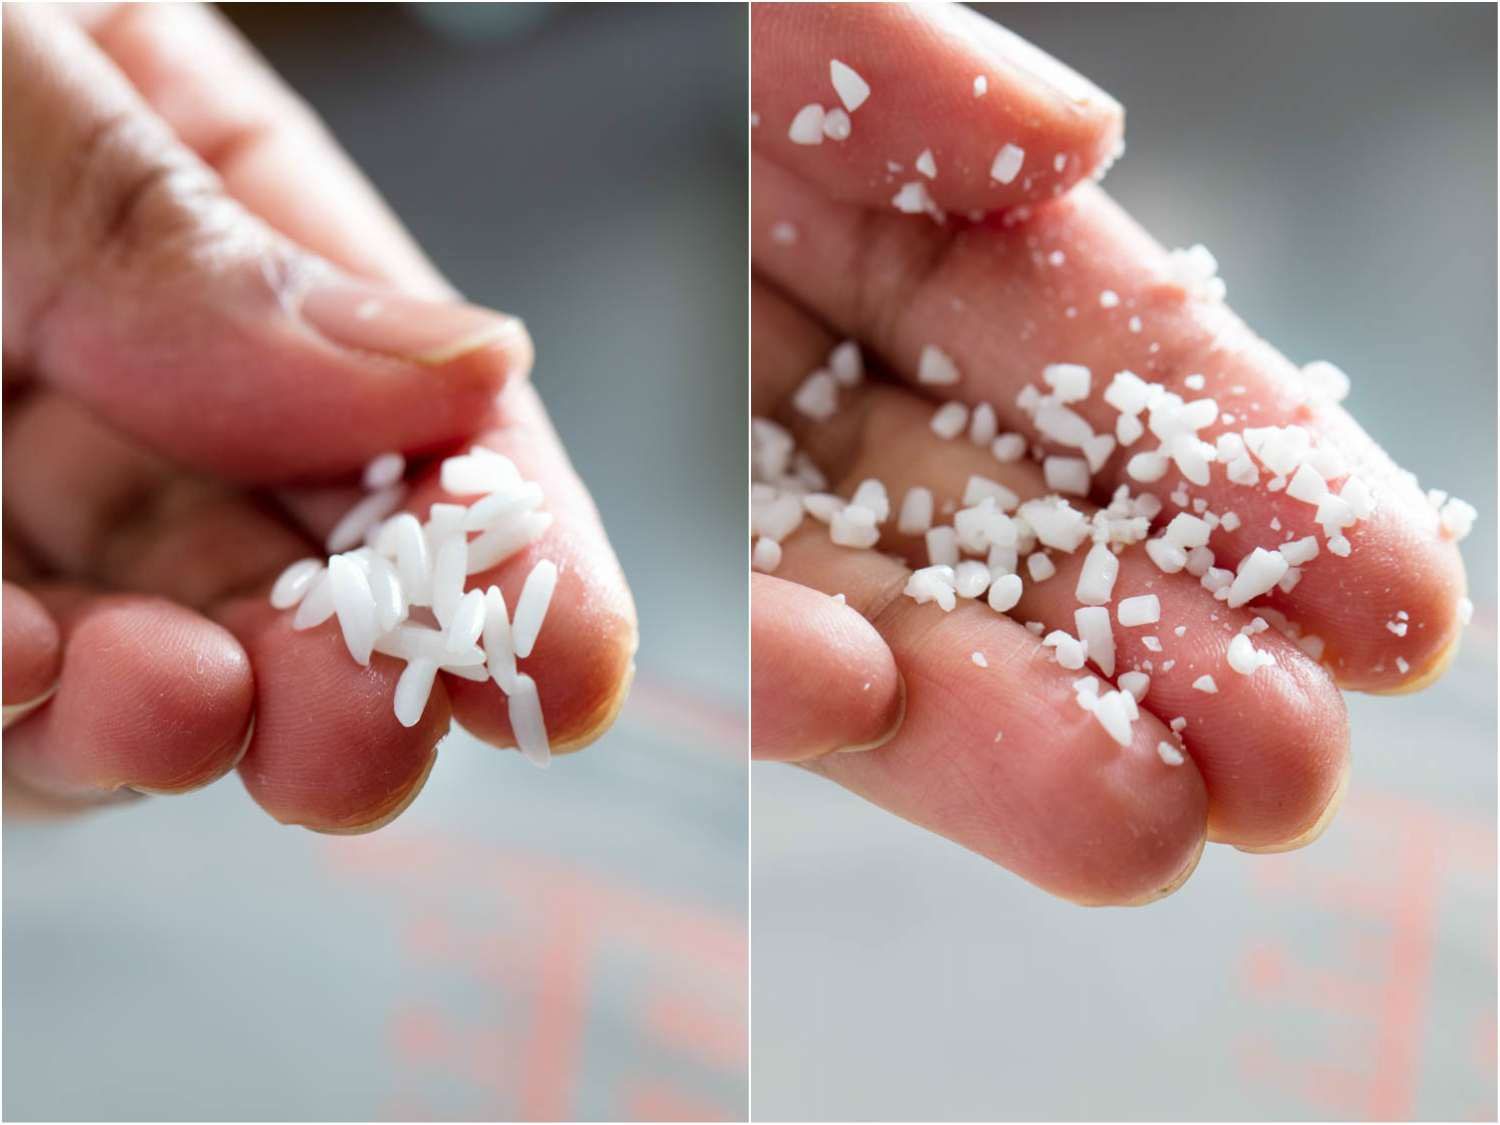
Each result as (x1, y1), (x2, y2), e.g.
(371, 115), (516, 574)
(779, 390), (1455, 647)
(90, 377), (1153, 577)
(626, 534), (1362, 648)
(518, 894), (591, 1121)
(1363, 818), (1441, 1119)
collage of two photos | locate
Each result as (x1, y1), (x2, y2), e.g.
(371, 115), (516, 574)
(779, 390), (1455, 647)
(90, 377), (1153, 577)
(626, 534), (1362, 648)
(2, 2), (1496, 1122)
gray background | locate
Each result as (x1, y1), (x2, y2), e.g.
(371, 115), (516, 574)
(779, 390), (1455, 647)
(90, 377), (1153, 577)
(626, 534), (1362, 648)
(4, 4), (747, 1121)
(752, 4), (1497, 1121)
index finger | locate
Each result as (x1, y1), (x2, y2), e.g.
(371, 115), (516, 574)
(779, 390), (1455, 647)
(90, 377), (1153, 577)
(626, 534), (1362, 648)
(752, 1), (1124, 215)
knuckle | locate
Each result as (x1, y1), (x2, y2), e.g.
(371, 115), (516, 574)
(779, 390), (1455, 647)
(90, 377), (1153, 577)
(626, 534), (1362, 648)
(59, 111), (219, 274)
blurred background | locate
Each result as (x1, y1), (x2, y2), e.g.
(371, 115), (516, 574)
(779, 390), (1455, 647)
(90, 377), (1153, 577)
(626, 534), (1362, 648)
(4, 4), (746, 1121)
(752, 4), (1497, 1121)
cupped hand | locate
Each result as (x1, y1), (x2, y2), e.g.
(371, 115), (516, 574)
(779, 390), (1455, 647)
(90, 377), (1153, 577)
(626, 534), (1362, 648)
(750, 2), (1469, 905)
(3, 4), (637, 829)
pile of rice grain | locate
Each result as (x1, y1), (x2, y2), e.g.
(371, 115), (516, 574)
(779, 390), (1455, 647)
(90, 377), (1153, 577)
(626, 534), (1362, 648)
(270, 447), (556, 767)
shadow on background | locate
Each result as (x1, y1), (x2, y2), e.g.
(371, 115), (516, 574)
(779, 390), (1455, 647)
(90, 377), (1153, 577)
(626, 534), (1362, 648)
(4, 5), (747, 1121)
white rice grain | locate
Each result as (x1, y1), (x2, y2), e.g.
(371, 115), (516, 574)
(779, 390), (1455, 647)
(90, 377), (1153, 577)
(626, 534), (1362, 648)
(463, 482), (545, 532)
(829, 340), (863, 386)
(898, 487), (934, 535)
(969, 403), (999, 445)
(793, 370), (839, 420)
(1117, 594), (1161, 627)
(892, 181), (937, 215)
(1301, 360), (1351, 402)
(328, 553), (378, 666)
(424, 502), (469, 545)
(1074, 605), (1115, 677)
(446, 588), (487, 653)
(508, 673), (551, 768)
(326, 486), (405, 554)
(905, 566), (958, 611)
(829, 59), (870, 111)
(381, 513), (432, 606)
(1043, 630), (1087, 671)
(441, 451), (521, 497)
(393, 658), (438, 728)
(362, 451), (406, 491)
(926, 526), (959, 567)
(374, 624), (486, 667)
(931, 401), (969, 439)
(1092, 689), (1133, 746)
(1226, 547), (1288, 608)
(430, 535), (469, 627)
(831, 505), (881, 549)
(1075, 542), (1119, 605)
(990, 143), (1024, 184)
(270, 558), (324, 610)
(1227, 632), (1274, 675)
(752, 537), (783, 573)
(1043, 456), (1091, 497)
(482, 586), (519, 692)
(292, 569), (336, 630)
(987, 572), (1023, 612)
(788, 103), (825, 144)
(920, 345), (962, 386)
(466, 512), (553, 575)
(851, 479), (891, 523)
(954, 559), (992, 599)
(512, 559), (559, 659)
(366, 554), (408, 632)
(992, 433), (1027, 462)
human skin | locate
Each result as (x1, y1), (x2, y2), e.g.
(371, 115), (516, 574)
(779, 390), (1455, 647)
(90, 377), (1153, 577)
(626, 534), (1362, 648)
(2, 3), (637, 830)
(750, 2), (1469, 905)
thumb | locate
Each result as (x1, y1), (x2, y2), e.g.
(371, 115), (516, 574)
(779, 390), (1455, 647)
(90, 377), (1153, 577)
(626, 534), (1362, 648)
(2, 5), (530, 484)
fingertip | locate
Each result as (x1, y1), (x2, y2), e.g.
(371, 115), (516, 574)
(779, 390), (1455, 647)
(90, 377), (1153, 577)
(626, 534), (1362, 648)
(1199, 637), (1350, 850)
(302, 742), (439, 836)
(2, 581), (62, 712)
(1235, 758), (1351, 855)
(82, 598), (254, 793)
(1354, 533), (1469, 695)
(219, 597), (450, 831)
(752, 1), (1124, 214)
(751, 573), (903, 761)
(6, 593), (255, 796)
(1118, 832), (1207, 907)
(444, 564), (639, 757)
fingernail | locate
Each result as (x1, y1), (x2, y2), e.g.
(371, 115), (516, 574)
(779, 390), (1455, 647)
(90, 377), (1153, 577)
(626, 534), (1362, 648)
(834, 671), (906, 754)
(2, 682), (58, 729)
(300, 276), (532, 370)
(1236, 760), (1351, 855)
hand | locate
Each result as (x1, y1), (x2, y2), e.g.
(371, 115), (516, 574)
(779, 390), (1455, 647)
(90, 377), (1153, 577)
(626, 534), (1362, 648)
(750, 2), (1470, 904)
(2, 4), (637, 829)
